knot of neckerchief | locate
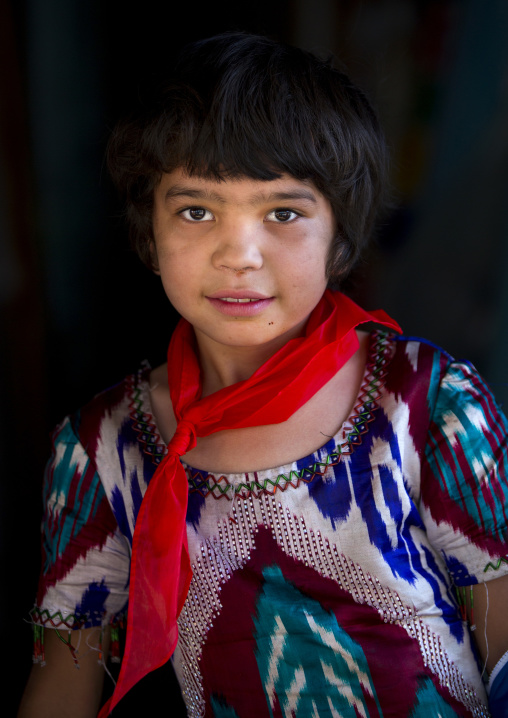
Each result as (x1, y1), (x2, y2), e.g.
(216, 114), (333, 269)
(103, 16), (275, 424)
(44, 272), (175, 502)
(99, 290), (401, 716)
(167, 419), (197, 456)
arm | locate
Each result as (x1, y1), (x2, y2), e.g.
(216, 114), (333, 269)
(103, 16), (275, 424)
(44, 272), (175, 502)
(420, 356), (508, 713)
(467, 575), (508, 718)
(469, 574), (508, 675)
(17, 627), (109, 718)
(20, 414), (130, 717)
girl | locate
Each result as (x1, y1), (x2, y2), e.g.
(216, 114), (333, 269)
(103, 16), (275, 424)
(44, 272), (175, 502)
(19, 33), (508, 718)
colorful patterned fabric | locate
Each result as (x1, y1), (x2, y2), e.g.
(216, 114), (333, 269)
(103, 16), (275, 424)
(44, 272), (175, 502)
(33, 332), (508, 717)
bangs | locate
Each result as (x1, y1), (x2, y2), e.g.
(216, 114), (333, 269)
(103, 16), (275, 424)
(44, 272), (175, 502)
(107, 32), (388, 281)
(144, 34), (364, 192)
(164, 101), (286, 183)
(152, 68), (342, 190)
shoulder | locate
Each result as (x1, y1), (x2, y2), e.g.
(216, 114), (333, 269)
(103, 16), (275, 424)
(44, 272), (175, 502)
(398, 338), (508, 568)
(45, 362), (152, 476)
(46, 362), (163, 537)
(374, 332), (508, 457)
(48, 362), (161, 494)
(376, 333), (508, 577)
(384, 333), (450, 385)
(382, 333), (494, 413)
(388, 334), (507, 426)
(366, 332), (450, 423)
(70, 363), (153, 454)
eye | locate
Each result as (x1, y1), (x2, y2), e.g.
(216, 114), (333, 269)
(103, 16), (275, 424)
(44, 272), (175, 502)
(266, 208), (300, 223)
(180, 207), (214, 221)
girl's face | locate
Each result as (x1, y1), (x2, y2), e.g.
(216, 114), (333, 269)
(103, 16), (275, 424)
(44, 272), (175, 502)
(152, 168), (336, 363)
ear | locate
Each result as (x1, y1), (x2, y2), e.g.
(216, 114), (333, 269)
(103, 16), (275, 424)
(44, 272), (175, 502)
(149, 241), (161, 275)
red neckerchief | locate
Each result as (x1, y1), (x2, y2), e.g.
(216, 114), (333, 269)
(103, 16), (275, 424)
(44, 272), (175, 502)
(100, 290), (400, 714)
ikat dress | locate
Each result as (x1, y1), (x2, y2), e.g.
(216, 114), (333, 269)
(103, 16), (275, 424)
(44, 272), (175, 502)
(32, 331), (508, 717)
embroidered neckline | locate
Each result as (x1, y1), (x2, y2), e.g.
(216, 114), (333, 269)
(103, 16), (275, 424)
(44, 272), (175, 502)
(127, 330), (395, 498)
(127, 361), (166, 465)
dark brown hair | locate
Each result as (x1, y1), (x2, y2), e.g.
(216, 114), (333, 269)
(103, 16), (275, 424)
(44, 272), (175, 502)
(107, 32), (388, 285)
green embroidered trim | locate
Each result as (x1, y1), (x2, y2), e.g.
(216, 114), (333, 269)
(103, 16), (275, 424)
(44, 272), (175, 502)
(188, 452), (344, 499)
(30, 609), (126, 666)
(484, 556), (508, 572)
(29, 606), (87, 630)
(110, 616), (125, 663)
(128, 332), (394, 489)
(32, 623), (46, 665)
(29, 608), (86, 666)
(128, 366), (166, 465)
(454, 585), (476, 629)
(187, 330), (394, 501)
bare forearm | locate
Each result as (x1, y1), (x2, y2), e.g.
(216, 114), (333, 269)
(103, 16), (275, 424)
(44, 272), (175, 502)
(18, 628), (108, 718)
(468, 574), (508, 675)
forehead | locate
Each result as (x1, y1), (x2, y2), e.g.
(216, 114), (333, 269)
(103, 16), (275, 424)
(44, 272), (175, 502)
(156, 168), (331, 209)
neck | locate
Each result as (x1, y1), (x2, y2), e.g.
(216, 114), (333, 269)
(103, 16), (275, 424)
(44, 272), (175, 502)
(195, 330), (303, 397)
(197, 343), (277, 397)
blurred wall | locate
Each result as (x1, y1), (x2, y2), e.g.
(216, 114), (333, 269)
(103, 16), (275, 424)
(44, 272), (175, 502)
(3, 0), (508, 711)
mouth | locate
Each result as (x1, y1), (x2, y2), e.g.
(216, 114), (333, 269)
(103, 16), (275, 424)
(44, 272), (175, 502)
(207, 289), (270, 300)
(206, 292), (274, 317)
(219, 297), (261, 304)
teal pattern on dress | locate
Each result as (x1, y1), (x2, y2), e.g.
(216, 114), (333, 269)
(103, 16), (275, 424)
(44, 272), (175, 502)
(253, 565), (382, 717)
(426, 359), (508, 543)
(409, 676), (459, 717)
(210, 695), (241, 718)
(42, 418), (104, 570)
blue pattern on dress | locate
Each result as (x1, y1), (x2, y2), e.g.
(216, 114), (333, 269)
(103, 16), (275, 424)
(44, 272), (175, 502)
(307, 444), (353, 527)
(187, 474), (207, 529)
(308, 465), (353, 527)
(445, 555), (478, 586)
(75, 578), (110, 626)
(421, 545), (464, 641)
(129, 466), (144, 524)
(305, 408), (464, 639)
(295, 437), (336, 474)
(116, 418), (132, 476)
(111, 486), (131, 543)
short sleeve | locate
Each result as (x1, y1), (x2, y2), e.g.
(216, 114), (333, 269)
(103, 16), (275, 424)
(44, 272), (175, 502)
(33, 416), (130, 630)
(421, 358), (508, 586)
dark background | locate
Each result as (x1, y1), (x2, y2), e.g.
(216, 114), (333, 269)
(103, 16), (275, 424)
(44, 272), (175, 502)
(2, 0), (508, 713)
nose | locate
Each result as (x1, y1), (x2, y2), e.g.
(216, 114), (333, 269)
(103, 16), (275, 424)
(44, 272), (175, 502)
(211, 220), (263, 273)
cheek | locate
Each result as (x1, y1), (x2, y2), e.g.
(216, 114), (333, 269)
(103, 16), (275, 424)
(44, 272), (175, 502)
(148, 241), (160, 273)
(289, 238), (331, 281)
(157, 258), (190, 306)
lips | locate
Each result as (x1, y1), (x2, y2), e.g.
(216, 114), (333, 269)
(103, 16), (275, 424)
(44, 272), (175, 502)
(219, 297), (260, 303)
(206, 290), (274, 317)
(207, 289), (270, 300)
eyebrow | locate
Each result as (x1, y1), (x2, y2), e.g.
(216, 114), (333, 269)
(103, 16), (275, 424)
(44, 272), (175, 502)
(163, 184), (318, 205)
(164, 185), (228, 204)
(256, 190), (318, 204)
